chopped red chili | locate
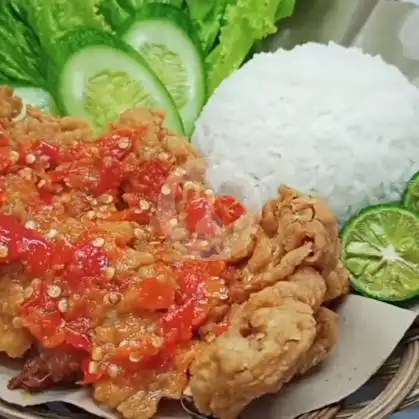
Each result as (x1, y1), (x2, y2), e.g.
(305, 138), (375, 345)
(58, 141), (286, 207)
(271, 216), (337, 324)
(0, 122), (246, 388)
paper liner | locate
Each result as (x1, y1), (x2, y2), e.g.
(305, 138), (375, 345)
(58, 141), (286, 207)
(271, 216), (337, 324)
(1, 1), (419, 418)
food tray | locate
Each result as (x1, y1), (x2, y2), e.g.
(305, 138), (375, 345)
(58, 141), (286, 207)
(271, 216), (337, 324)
(0, 326), (417, 419)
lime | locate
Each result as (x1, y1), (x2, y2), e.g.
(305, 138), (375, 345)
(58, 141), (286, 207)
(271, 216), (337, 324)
(341, 204), (419, 302)
(403, 171), (419, 213)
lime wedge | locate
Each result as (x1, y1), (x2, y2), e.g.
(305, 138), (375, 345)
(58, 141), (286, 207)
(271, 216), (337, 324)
(341, 204), (419, 302)
(403, 171), (419, 213)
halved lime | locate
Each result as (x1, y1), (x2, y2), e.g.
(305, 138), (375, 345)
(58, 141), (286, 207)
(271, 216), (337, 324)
(341, 204), (419, 302)
(403, 171), (419, 213)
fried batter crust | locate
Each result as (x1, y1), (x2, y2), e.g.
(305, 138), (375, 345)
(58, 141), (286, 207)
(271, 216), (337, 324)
(189, 189), (349, 419)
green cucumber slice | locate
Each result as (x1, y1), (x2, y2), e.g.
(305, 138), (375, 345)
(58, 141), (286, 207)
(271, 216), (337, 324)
(341, 204), (419, 302)
(403, 171), (419, 213)
(14, 86), (58, 115)
(54, 29), (183, 134)
(120, 4), (206, 135)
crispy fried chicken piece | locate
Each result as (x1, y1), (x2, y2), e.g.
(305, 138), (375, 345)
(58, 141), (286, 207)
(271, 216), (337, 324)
(189, 267), (326, 419)
(242, 186), (349, 301)
(324, 260), (350, 301)
(189, 188), (349, 419)
(0, 87), (22, 121)
(8, 347), (84, 391)
(94, 367), (188, 419)
(0, 265), (33, 358)
(0, 86), (92, 145)
(296, 307), (339, 376)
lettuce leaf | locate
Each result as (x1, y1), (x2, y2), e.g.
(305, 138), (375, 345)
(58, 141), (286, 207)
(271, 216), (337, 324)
(0, 1), (47, 86)
(118, 0), (185, 13)
(24, 0), (110, 59)
(185, 0), (228, 53)
(276, 0), (296, 20)
(98, 0), (130, 29)
(206, 0), (295, 93)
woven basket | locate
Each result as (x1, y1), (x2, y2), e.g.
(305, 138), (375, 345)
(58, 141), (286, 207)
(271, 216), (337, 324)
(0, 327), (419, 419)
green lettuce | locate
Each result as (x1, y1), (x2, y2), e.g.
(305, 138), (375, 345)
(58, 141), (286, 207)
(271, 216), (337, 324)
(98, 0), (130, 29)
(276, 0), (296, 20)
(0, 1), (47, 87)
(24, 0), (110, 59)
(206, 0), (296, 93)
(118, 0), (185, 13)
(185, 0), (228, 54)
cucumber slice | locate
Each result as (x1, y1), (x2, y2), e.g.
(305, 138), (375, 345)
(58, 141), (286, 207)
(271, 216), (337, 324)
(14, 86), (58, 115)
(54, 29), (183, 134)
(120, 4), (206, 135)
(341, 204), (419, 302)
(403, 171), (419, 213)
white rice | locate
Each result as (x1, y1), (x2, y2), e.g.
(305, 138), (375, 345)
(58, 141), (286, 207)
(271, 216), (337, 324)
(192, 42), (419, 222)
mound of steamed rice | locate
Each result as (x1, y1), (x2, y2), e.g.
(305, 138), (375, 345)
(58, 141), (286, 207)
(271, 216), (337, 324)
(192, 42), (419, 222)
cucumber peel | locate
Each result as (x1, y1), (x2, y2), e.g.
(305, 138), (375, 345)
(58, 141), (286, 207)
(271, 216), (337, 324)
(120, 4), (206, 135)
(53, 28), (183, 134)
(341, 203), (419, 302)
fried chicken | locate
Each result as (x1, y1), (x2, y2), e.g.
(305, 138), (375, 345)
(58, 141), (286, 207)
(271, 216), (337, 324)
(0, 87), (350, 419)
(189, 267), (325, 419)
(8, 347), (85, 391)
(189, 189), (349, 419)
(0, 265), (33, 358)
(296, 307), (339, 376)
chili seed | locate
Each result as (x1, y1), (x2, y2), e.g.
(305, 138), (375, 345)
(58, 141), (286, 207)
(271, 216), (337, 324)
(100, 194), (113, 204)
(86, 211), (96, 220)
(0, 245), (8, 258)
(129, 353), (141, 363)
(168, 218), (178, 227)
(174, 167), (186, 176)
(9, 151), (19, 163)
(107, 364), (120, 378)
(57, 298), (68, 313)
(88, 361), (98, 375)
(152, 337), (164, 348)
(92, 237), (105, 248)
(119, 340), (130, 348)
(37, 179), (46, 188)
(139, 199), (150, 211)
(24, 220), (37, 230)
(46, 228), (58, 239)
(105, 266), (116, 279)
(47, 285), (62, 298)
(161, 185), (171, 195)
(12, 316), (24, 329)
(118, 138), (130, 149)
(25, 153), (36, 164)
